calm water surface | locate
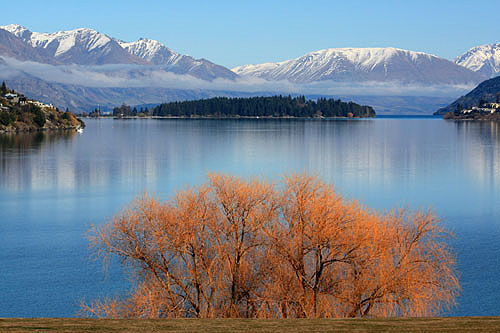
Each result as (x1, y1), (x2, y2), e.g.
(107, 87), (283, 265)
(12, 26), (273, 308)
(1, 118), (499, 317)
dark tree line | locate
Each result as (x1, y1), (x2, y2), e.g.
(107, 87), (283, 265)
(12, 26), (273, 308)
(112, 104), (150, 117)
(151, 96), (376, 118)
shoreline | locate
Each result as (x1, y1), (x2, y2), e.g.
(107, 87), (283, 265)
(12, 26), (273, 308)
(0, 125), (82, 134)
(443, 112), (500, 120)
(82, 115), (376, 120)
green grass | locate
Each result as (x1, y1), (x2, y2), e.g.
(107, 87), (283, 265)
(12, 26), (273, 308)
(1, 317), (500, 332)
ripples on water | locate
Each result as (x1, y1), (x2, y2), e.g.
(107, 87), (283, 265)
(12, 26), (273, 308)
(0, 118), (499, 316)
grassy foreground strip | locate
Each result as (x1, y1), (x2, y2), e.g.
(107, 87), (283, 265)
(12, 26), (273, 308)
(1, 318), (500, 332)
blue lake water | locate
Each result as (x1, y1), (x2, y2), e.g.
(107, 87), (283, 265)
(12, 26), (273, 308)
(0, 117), (499, 317)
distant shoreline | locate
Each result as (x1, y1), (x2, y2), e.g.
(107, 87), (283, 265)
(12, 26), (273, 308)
(443, 112), (500, 120)
(82, 115), (375, 120)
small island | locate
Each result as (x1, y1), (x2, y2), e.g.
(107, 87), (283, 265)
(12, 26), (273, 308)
(105, 96), (376, 119)
(0, 81), (84, 133)
(152, 96), (376, 118)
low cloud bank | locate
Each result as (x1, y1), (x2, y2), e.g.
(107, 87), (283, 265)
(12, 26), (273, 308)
(0, 56), (474, 97)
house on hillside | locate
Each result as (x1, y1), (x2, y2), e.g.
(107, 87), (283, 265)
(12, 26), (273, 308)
(4, 93), (18, 99)
(27, 100), (53, 109)
(460, 100), (500, 115)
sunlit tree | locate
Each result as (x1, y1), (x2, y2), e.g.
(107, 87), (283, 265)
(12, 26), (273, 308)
(81, 173), (459, 318)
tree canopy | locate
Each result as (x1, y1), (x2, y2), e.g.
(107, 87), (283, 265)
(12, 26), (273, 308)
(151, 96), (376, 118)
(82, 173), (458, 319)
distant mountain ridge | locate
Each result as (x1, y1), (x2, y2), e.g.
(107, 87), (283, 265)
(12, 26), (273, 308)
(1, 23), (499, 114)
(233, 47), (484, 85)
(0, 28), (56, 64)
(1, 24), (146, 65)
(455, 43), (500, 79)
(0, 24), (236, 80)
(117, 38), (237, 80)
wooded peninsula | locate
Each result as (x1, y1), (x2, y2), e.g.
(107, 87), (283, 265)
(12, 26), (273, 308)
(109, 96), (376, 118)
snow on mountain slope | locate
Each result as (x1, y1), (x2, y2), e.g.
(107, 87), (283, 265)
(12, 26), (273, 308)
(118, 38), (180, 65)
(0, 24), (147, 65)
(0, 25), (236, 80)
(0, 28), (57, 64)
(455, 43), (500, 78)
(119, 38), (237, 80)
(233, 47), (484, 85)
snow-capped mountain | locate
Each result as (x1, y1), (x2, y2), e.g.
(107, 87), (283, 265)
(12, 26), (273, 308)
(118, 38), (237, 80)
(0, 28), (56, 64)
(118, 38), (180, 65)
(0, 25), (237, 80)
(233, 47), (484, 85)
(0, 24), (146, 65)
(0, 24), (487, 114)
(455, 43), (500, 78)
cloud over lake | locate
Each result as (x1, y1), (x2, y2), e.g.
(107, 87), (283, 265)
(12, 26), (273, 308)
(0, 56), (473, 97)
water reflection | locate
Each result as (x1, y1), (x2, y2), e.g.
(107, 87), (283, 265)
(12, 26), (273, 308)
(0, 130), (75, 150)
(1, 119), (500, 199)
(0, 131), (76, 191)
(452, 121), (500, 189)
(1, 118), (500, 316)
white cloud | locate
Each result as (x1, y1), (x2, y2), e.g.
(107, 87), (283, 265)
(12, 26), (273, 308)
(0, 56), (473, 97)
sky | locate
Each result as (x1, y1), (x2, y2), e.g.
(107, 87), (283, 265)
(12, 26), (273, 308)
(2, 0), (500, 68)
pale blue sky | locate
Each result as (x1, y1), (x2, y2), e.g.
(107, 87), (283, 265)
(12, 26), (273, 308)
(2, 0), (499, 68)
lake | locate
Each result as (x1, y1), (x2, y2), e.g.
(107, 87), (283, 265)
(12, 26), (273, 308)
(1, 117), (499, 317)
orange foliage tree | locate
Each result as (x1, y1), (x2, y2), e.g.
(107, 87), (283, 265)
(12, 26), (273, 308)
(81, 173), (459, 318)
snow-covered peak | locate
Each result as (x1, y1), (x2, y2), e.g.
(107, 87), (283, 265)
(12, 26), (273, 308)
(0, 24), (33, 40)
(120, 38), (171, 55)
(27, 28), (112, 56)
(297, 47), (437, 64)
(1, 24), (29, 34)
(117, 37), (237, 79)
(118, 38), (180, 65)
(0, 25), (147, 65)
(234, 47), (439, 75)
(455, 43), (500, 78)
(233, 47), (481, 85)
(1, 25), (113, 56)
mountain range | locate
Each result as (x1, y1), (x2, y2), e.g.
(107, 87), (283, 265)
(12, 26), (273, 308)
(0, 24), (236, 80)
(233, 47), (483, 85)
(0, 24), (499, 113)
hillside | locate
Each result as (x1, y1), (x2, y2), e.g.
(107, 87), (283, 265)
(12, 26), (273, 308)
(434, 76), (500, 115)
(0, 82), (84, 132)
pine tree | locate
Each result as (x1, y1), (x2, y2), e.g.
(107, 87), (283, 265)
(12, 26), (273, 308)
(1, 81), (7, 95)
